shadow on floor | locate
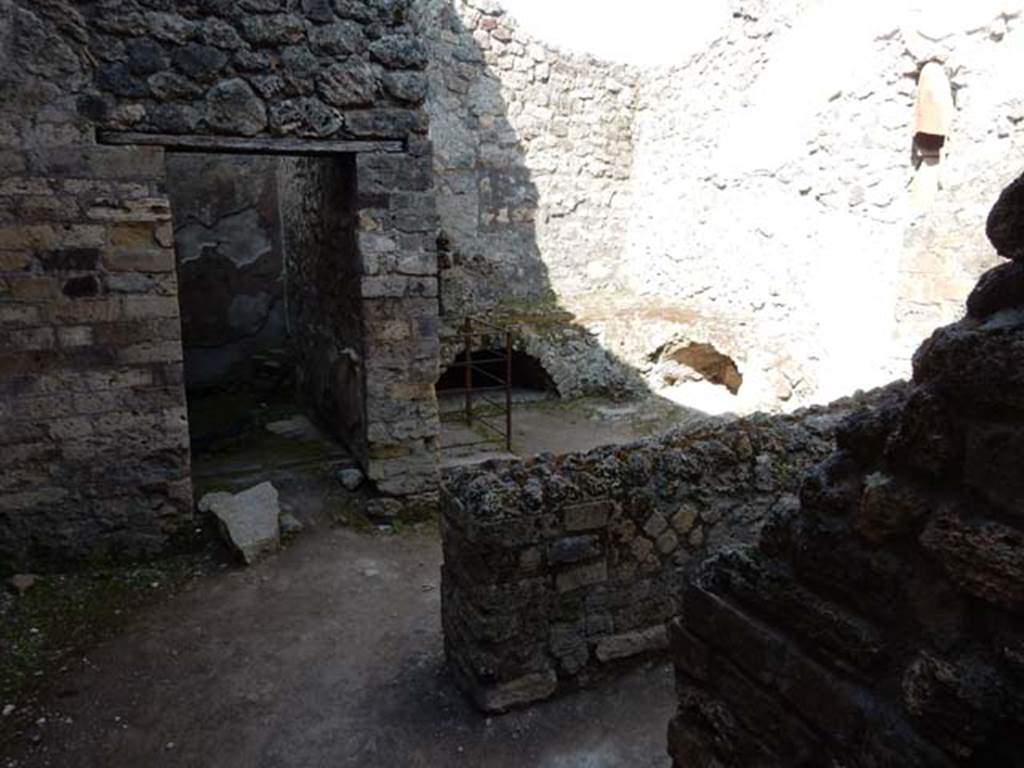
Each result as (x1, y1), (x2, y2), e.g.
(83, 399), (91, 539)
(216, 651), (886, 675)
(0, 525), (673, 768)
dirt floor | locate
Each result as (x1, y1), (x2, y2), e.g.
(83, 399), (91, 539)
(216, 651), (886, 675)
(1, 525), (675, 768)
(439, 391), (713, 466)
(0, 393), (688, 767)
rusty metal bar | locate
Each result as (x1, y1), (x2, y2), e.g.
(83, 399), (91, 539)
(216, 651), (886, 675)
(442, 315), (518, 456)
(447, 355), (506, 367)
(505, 330), (513, 451)
(464, 317), (473, 426)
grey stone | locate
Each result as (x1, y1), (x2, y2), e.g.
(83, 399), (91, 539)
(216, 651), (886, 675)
(643, 511), (668, 538)
(172, 43), (228, 84)
(240, 15), (306, 46)
(316, 62), (378, 108)
(149, 102), (202, 133)
(555, 560), (607, 593)
(202, 483), (281, 565)
(147, 72), (203, 101)
(281, 45), (320, 83)
(302, 0), (336, 23)
(97, 63), (150, 98)
(963, 421), (1024, 518)
(279, 512), (305, 535)
(913, 309), (1024, 412)
(298, 98), (344, 137)
(987, 172), (1024, 261)
(920, 509), (1024, 609)
(672, 505), (698, 534)
(205, 78), (267, 136)
(382, 71), (427, 104)
(308, 22), (364, 55)
(344, 108), (423, 138)
(200, 18), (246, 50)
(265, 415), (322, 441)
(125, 38), (168, 76)
(856, 473), (931, 544)
(563, 500), (612, 531)
(366, 497), (403, 520)
(332, 0), (375, 22)
(338, 467), (365, 491)
(547, 535), (601, 565)
(474, 670), (559, 713)
(595, 625), (669, 662)
(657, 529), (680, 554)
(7, 574), (37, 595)
(967, 261), (1024, 319)
(369, 34), (427, 69)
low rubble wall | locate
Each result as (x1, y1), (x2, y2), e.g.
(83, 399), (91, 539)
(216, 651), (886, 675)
(440, 391), (897, 711)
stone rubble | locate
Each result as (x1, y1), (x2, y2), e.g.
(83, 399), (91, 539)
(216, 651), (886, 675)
(667, 170), (1024, 767)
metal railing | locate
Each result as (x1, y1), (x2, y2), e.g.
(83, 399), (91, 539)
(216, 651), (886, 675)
(443, 317), (514, 452)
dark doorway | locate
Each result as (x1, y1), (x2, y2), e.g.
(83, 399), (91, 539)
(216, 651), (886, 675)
(165, 152), (366, 473)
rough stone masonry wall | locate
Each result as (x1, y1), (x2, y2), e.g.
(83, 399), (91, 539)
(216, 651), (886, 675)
(667, 174), (1024, 766)
(418, 0), (641, 396)
(0, 0), (441, 566)
(440, 389), (894, 712)
(0, 144), (193, 569)
(420, 0), (1024, 409)
(280, 155), (369, 462)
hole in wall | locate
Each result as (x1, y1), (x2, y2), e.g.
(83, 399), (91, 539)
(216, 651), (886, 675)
(651, 341), (743, 395)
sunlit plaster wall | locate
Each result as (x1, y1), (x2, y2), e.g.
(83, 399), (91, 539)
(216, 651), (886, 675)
(423, 0), (1024, 410)
(626, 0), (1024, 410)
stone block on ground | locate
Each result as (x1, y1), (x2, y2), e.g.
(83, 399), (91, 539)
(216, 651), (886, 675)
(200, 482), (281, 565)
(7, 574), (37, 596)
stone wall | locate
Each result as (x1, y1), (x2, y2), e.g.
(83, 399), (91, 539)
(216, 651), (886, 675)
(420, 0), (1024, 409)
(167, 154), (286, 390)
(440, 389), (894, 711)
(0, 0), (441, 565)
(666, 174), (1024, 766)
(0, 144), (192, 569)
(72, 0), (444, 510)
(280, 154), (367, 460)
(624, 0), (1024, 411)
(418, 0), (642, 397)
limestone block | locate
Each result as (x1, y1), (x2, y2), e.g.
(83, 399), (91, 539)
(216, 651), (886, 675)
(563, 500), (613, 531)
(594, 624), (669, 663)
(472, 669), (557, 713)
(200, 482), (281, 565)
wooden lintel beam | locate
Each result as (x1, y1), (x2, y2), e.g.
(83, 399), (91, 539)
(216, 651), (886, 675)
(97, 130), (405, 156)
